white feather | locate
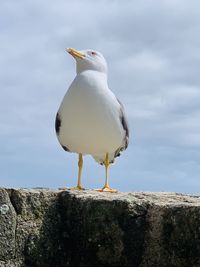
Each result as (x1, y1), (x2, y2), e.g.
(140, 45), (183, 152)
(56, 49), (127, 163)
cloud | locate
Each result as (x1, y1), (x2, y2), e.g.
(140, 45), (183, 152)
(1, 0), (200, 193)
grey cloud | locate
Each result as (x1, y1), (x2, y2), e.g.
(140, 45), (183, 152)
(1, 0), (200, 193)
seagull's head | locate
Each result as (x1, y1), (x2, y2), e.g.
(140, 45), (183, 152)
(67, 48), (108, 74)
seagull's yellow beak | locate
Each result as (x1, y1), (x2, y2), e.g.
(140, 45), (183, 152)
(66, 48), (85, 59)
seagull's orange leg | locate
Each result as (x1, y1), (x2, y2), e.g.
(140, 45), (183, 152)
(97, 153), (117, 193)
(70, 153), (85, 190)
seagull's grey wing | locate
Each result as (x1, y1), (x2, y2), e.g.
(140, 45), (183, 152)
(119, 99), (129, 147)
(55, 112), (71, 152)
(114, 98), (129, 158)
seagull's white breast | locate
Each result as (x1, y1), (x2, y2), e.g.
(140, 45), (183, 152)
(57, 70), (125, 161)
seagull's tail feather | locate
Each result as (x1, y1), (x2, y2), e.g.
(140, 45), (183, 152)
(92, 153), (116, 165)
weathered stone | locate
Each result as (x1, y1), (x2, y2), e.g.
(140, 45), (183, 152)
(0, 188), (200, 267)
(0, 189), (16, 261)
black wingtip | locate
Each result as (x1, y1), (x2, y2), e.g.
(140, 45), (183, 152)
(55, 112), (61, 134)
(117, 98), (129, 148)
(62, 145), (70, 152)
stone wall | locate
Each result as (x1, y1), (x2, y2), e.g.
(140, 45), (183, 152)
(0, 188), (200, 267)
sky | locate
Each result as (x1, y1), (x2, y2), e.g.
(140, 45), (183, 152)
(1, 0), (200, 194)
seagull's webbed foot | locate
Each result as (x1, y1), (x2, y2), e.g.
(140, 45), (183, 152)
(95, 153), (118, 193)
(95, 185), (117, 193)
(70, 186), (85, 191)
(60, 154), (85, 191)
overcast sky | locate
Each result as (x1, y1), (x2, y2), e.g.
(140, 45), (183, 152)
(1, 0), (200, 193)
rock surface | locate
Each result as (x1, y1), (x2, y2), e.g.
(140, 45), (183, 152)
(0, 188), (200, 267)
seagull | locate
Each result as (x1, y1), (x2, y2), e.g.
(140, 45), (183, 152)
(55, 48), (129, 192)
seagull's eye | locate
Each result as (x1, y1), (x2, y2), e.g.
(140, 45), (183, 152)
(91, 51), (97, 56)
